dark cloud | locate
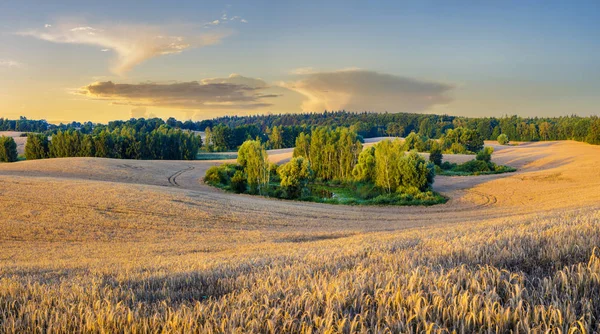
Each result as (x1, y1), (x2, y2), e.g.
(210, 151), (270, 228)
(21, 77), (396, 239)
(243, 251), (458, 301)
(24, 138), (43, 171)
(78, 75), (279, 110)
(283, 69), (454, 113)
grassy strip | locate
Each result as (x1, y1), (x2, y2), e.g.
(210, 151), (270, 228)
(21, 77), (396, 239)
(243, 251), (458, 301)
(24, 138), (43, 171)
(196, 153), (237, 160)
(436, 165), (516, 176)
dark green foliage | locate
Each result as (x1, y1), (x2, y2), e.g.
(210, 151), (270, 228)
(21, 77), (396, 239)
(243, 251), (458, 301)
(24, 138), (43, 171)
(230, 170), (248, 193)
(43, 125), (200, 160)
(0, 136), (18, 162)
(24, 133), (49, 160)
(437, 147), (515, 176)
(429, 142), (443, 166)
(476, 147), (494, 163)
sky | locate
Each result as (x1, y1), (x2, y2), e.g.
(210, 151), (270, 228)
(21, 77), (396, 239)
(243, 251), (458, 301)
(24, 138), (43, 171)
(0, 0), (599, 123)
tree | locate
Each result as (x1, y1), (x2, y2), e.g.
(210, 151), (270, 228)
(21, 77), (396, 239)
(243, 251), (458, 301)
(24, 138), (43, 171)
(428, 142), (443, 166)
(293, 132), (310, 159)
(0, 136), (18, 162)
(268, 126), (283, 149)
(237, 140), (270, 194)
(397, 151), (435, 192)
(374, 139), (403, 193)
(352, 146), (376, 182)
(24, 133), (49, 160)
(497, 133), (509, 145)
(277, 156), (313, 198)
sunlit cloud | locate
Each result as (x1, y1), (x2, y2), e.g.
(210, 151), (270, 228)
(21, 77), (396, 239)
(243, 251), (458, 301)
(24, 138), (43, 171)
(282, 69), (455, 113)
(76, 74), (280, 110)
(18, 21), (229, 74)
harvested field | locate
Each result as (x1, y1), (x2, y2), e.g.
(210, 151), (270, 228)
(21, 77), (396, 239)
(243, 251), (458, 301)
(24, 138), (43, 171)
(1, 140), (599, 332)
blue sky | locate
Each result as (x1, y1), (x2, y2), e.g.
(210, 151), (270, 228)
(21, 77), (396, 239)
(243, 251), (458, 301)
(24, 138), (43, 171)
(0, 0), (599, 122)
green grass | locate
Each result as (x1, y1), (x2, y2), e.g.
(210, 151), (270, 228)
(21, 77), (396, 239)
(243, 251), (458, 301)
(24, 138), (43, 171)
(436, 165), (516, 176)
(306, 183), (447, 206)
(196, 152), (237, 160)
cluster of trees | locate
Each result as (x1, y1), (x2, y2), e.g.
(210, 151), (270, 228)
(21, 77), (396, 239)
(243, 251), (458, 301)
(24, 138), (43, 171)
(203, 124), (309, 152)
(206, 129), (438, 204)
(0, 117), (49, 133)
(25, 125), (201, 160)
(292, 127), (363, 181)
(0, 136), (18, 162)
(353, 140), (435, 194)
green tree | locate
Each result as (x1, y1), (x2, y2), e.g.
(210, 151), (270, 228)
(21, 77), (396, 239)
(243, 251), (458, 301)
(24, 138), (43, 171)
(277, 156), (313, 198)
(268, 126), (283, 149)
(397, 151), (435, 192)
(352, 146), (376, 182)
(24, 133), (49, 160)
(374, 139), (403, 193)
(0, 136), (18, 162)
(237, 140), (270, 194)
(476, 146), (494, 163)
(293, 132), (310, 159)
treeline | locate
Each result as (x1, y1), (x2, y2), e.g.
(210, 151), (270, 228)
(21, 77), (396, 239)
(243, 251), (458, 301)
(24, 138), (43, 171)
(201, 111), (600, 145)
(25, 125), (201, 160)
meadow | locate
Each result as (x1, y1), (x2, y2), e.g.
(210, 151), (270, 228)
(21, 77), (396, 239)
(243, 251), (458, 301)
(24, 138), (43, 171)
(1, 140), (600, 332)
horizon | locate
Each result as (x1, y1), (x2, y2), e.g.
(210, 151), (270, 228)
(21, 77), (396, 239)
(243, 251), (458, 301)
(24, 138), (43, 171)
(1, 1), (600, 123)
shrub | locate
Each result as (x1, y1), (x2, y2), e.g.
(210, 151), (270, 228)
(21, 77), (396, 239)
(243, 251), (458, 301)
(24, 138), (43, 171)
(230, 170), (248, 193)
(456, 159), (490, 173)
(429, 143), (443, 166)
(497, 133), (509, 145)
(0, 136), (18, 162)
(476, 147), (494, 163)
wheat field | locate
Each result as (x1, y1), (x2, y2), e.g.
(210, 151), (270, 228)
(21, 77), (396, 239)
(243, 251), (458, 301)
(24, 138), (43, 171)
(1, 140), (600, 332)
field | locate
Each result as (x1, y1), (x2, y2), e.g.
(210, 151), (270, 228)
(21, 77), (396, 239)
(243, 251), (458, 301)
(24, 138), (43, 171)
(1, 140), (600, 332)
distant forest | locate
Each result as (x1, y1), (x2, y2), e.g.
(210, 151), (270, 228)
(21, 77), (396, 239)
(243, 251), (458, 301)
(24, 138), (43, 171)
(1, 111), (600, 157)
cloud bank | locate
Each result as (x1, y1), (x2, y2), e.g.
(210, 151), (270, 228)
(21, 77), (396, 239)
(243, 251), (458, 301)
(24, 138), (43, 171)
(19, 21), (228, 74)
(77, 74), (278, 110)
(283, 69), (454, 113)
(0, 59), (23, 68)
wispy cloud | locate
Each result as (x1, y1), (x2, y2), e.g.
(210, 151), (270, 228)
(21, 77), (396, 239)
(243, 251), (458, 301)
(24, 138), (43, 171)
(282, 69), (454, 113)
(18, 21), (229, 74)
(77, 74), (279, 110)
(0, 59), (23, 68)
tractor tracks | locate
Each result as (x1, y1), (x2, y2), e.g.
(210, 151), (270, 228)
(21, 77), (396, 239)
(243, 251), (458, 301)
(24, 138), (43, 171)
(167, 166), (195, 187)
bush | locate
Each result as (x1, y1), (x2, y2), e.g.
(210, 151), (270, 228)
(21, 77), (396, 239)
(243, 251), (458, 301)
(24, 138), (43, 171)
(230, 170), (248, 193)
(497, 133), (509, 145)
(0, 136), (18, 162)
(456, 160), (491, 173)
(429, 143), (443, 166)
(448, 143), (467, 154)
(476, 147), (494, 163)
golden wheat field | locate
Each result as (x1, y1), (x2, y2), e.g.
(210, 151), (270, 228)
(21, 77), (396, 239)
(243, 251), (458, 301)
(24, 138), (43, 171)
(1, 140), (600, 333)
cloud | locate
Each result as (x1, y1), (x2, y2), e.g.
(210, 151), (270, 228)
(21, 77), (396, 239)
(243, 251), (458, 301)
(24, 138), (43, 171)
(205, 20), (221, 26)
(18, 21), (229, 74)
(282, 69), (454, 113)
(130, 106), (148, 118)
(44, 24), (52, 28)
(0, 59), (23, 68)
(77, 74), (279, 110)
(240, 19), (248, 23)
